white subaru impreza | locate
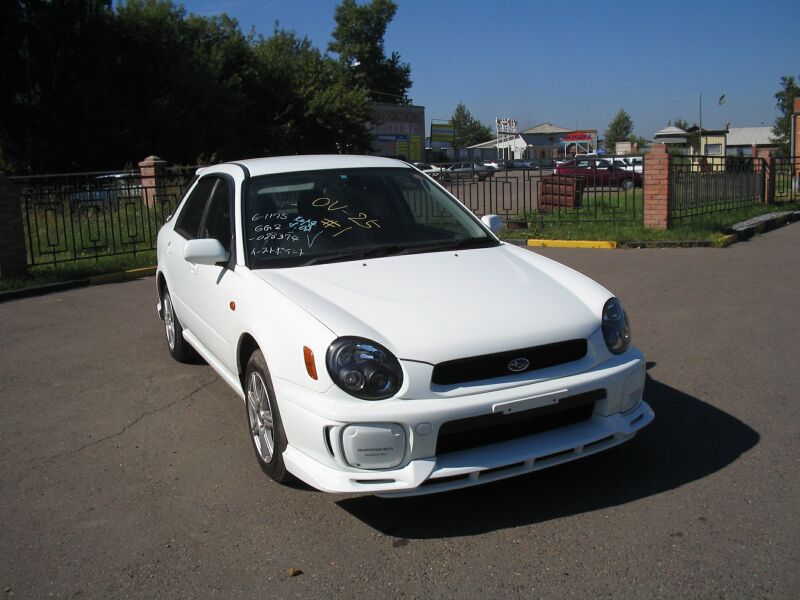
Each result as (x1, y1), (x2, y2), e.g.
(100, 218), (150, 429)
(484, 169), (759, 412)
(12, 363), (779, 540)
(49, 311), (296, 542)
(156, 155), (653, 496)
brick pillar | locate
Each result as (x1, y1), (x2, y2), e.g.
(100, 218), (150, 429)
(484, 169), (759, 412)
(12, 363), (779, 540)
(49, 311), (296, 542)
(0, 174), (28, 278)
(754, 148), (775, 204)
(138, 155), (168, 207)
(643, 144), (671, 230)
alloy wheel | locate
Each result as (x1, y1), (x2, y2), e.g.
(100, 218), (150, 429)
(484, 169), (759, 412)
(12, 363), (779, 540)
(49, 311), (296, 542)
(164, 294), (176, 350)
(247, 371), (275, 463)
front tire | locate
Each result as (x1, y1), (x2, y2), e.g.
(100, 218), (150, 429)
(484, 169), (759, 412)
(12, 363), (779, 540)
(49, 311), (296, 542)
(620, 178), (634, 190)
(162, 288), (197, 363)
(244, 350), (291, 483)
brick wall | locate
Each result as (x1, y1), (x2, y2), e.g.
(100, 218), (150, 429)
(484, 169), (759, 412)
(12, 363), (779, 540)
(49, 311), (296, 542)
(752, 145), (775, 203)
(138, 155), (168, 207)
(643, 144), (670, 230)
(0, 174), (28, 278)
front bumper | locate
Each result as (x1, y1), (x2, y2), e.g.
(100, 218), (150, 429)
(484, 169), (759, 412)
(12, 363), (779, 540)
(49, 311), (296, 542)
(283, 400), (653, 497)
(274, 351), (653, 496)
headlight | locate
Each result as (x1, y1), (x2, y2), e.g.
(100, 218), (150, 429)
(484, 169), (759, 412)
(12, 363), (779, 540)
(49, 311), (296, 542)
(326, 337), (403, 400)
(602, 298), (631, 354)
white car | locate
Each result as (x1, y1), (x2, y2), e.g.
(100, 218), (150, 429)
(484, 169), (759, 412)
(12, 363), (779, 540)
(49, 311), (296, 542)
(411, 162), (445, 178)
(156, 155), (653, 496)
(621, 156), (644, 174)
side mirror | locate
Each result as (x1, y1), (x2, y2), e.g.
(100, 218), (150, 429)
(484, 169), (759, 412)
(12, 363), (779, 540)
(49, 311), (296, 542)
(481, 214), (503, 235)
(184, 238), (230, 266)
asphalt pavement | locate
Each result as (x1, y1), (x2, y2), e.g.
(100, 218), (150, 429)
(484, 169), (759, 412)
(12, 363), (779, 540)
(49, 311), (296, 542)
(1, 224), (799, 598)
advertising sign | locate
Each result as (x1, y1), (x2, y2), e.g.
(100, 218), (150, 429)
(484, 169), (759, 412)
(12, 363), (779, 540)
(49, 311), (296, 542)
(431, 120), (455, 143)
(396, 139), (409, 159)
(409, 135), (421, 161)
(496, 118), (518, 134)
(562, 132), (593, 141)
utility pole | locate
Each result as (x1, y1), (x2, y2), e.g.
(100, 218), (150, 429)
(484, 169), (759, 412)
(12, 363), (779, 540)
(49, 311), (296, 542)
(699, 92), (703, 155)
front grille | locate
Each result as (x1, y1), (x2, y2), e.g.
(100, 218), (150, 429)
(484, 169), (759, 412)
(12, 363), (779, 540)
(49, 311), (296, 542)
(431, 339), (587, 386)
(436, 388), (605, 456)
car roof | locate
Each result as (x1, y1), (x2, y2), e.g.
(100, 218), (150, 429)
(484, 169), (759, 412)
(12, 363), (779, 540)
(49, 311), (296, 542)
(196, 154), (410, 178)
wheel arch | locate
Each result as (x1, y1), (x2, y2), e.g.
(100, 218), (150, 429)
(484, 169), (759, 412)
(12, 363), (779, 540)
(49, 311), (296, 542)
(157, 271), (167, 318)
(237, 333), (261, 390)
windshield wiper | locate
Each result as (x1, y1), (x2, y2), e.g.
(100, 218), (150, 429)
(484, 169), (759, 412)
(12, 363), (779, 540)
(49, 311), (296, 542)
(299, 245), (409, 266)
(406, 237), (498, 253)
(298, 238), (496, 266)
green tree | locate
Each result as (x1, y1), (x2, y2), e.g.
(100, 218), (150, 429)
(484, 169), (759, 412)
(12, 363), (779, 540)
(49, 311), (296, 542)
(0, 0), (382, 172)
(113, 1), (258, 165)
(328, 0), (411, 104)
(771, 74), (800, 153)
(451, 102), (492, 149)
(668, 118), (689, 130)
(604, 108), (634, 151)
(253, 27), (371, 155)
(2, 0), (118, 172)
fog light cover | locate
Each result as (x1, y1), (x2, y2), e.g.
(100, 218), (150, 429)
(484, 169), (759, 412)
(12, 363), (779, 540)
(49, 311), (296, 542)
(341, 424), (405, 469)
(621, 367), (645, 413)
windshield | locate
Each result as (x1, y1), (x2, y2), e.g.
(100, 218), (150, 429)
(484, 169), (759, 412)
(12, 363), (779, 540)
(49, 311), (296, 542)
(244, 167), (497, 268)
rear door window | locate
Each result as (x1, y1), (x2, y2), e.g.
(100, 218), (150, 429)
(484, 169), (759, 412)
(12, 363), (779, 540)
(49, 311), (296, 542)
(175, 178), (215, 239)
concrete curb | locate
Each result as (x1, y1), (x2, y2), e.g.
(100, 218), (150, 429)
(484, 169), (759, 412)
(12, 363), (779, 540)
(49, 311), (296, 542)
(0, 266), (156, 303)
(512, 211), (800, 251)
(526, 239), (617, 249)
(0, 279), (89, 302)
(622, 240), (714, 249)
(86, 266), (156, 285)
(729, 210), (800, 237)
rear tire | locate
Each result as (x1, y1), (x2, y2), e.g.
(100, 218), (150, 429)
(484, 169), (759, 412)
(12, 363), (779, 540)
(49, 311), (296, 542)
(244, 350), (291, 483)
(162, 288), (198, 363)
(620, 178), (634, 191)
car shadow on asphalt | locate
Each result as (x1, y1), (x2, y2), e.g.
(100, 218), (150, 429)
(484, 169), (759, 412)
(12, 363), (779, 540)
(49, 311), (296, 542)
(336, 375), (760, 538)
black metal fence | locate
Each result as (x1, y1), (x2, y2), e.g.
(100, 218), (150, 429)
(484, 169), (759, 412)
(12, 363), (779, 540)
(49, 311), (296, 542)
(11, 167), (197, 267)
(669, 155), (764, 222)
(773, 156), (800, 203)
(430, 157), (643, 228)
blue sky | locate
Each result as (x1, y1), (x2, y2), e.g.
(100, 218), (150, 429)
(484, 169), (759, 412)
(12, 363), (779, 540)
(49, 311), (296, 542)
(181, 0), (799, 138)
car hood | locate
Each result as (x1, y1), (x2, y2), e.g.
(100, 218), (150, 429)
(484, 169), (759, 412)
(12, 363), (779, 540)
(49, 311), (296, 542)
(253, 244), (612, 365)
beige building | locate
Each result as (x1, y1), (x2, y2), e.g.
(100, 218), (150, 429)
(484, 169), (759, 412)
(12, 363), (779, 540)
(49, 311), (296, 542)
(653, 125), (727, 156)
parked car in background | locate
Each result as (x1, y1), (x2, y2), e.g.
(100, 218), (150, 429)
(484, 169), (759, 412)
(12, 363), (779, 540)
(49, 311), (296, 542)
(603, 157), (629, 170)
(510, 159), (536, 169)
(553, 158), (642, 190)
(621, 157), (644, 174)
(521, 158), (556, 170)
(155, 154), (652, 496)
(412, 162), (445, 178)
(483, 159), (512, 171)
(541, 158), (556, 169)
(440, 162), (494, 181)
(68, 172), (143, 210)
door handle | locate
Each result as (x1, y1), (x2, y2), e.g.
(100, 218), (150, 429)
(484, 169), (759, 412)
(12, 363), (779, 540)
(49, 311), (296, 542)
(165, 241), (172, 254)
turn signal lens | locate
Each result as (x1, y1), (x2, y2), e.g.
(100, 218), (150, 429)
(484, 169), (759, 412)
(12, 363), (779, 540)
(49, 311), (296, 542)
(303, 346), (318, 380)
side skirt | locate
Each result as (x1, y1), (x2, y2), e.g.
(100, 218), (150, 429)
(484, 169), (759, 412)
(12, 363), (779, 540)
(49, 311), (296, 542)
(182, 329), (246, 400)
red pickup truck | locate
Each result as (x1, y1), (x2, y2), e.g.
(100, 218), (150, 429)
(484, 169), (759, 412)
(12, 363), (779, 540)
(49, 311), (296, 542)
(553, 158), (642, 190)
